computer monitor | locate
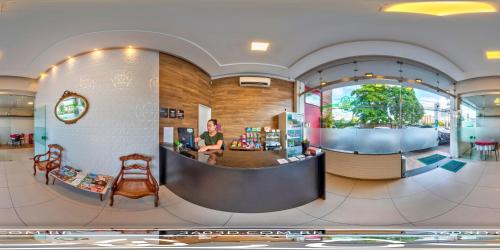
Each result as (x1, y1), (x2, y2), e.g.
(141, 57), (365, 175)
(178, 127), (195, 149)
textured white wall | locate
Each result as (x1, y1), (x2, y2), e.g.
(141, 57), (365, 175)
(36, 49), (159, 176)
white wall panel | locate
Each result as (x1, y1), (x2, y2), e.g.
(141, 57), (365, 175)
(36, 49), (159, 177)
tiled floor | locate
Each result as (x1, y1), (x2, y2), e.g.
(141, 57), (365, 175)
(1, 147), (499, 229)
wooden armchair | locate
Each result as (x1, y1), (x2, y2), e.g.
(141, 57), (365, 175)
(110, 154), (159, 207)
(33, 144), (64, 185)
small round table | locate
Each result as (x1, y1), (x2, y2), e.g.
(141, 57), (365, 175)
(475, 140), (498, 161)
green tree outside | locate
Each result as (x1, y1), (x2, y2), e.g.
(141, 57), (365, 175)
(350, 84), (424, 128)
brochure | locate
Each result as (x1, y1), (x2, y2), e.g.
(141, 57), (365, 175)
(277, 158), (289, 164)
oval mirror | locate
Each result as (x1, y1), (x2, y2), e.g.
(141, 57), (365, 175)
(54, 91), (89, 124)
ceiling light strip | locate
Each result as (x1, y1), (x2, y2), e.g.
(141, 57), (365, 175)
(383, 1), (497, 16)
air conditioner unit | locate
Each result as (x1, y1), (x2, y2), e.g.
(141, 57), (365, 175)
(239, 77), (271, 87)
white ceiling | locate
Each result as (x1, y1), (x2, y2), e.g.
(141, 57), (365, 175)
(1, 0), (500, 82)
(463, 94), (500, 109)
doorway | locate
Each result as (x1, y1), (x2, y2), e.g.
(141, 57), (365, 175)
(198, 104), (211, 136)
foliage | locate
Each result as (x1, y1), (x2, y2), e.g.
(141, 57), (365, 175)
(321, 108), (335, 128)
(350, 84), (392, 126)
(333, 119), (356, 128)
(350, 84), (424, 127)
(386, 86), (424, 125)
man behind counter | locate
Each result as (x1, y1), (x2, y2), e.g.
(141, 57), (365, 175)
(195, 119), (224, 152)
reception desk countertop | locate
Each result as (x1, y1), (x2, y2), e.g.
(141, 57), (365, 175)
(159, 145), (325, 213)
(164, 146), (316, 169)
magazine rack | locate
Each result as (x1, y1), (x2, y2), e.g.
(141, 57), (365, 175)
(110, 154), (159, 207)
(33, 144), (63, 185)
(50, 166), (113, 201)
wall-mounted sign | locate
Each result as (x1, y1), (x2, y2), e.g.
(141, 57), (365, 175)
(177, 109), (184, 119)
(160, 108), (169, 118)
(169, 108), (177, 118)
(54, 90), (89, 124)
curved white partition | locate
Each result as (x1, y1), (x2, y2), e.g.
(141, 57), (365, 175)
(325, 150), (403, 180)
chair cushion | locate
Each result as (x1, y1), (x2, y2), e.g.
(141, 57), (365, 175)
(35, 160), (49, 171)
(114, 179), (156, 198)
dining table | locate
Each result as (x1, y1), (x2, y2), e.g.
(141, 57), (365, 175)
(475, 140), (498, 161)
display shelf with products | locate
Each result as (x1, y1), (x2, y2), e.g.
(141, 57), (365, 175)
(264, 127), (282, 151)
(279, 112), (304, 157)
(229, 127), (263, 151)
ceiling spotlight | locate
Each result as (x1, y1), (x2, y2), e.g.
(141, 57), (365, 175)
(28, 102), (34, 105)
(495, 98), (500, 106)
(486, 51), (500, 59)
(320, 81), (326, 86)
(415, 78), (423, 83)
(383, 1), (497, 16)
(365, 73), (374, 77)
(251, 42), (270, 51)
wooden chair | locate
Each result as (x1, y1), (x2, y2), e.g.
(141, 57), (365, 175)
(33, 144), (64, 185)
(110, 154), (159, 207)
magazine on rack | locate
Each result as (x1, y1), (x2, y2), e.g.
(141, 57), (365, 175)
(51, 166), (113, 194)
(77, 173), (113, 193)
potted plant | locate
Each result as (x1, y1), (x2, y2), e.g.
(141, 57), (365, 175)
(301, 138), (310, 154)
(174, 140), (182, 151)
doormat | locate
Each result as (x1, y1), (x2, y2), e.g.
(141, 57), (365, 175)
(440, 160), (466, 173)
(418, 154), (447, 165)
(404, 164), (438, 177)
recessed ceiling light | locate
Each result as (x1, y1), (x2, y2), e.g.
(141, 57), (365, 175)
(486, 51), (500, 59)
(365, 73), (374, 77)
(383, 1), (497, 16)
(251, 42), (270, 51)
(415, 78), (423, 83)
(495, 98), (500, 105)
(28, 102), (34, 105)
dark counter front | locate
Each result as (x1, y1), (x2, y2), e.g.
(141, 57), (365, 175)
(159, 146), (325, 213)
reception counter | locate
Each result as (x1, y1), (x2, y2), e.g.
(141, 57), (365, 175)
(159, 145), (325, 213)
(324, 149), (403, 180)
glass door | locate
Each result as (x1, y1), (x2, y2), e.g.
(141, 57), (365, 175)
(34, 105), (47, 156)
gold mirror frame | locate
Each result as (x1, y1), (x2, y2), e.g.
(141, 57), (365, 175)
(54, 90), (89, 124)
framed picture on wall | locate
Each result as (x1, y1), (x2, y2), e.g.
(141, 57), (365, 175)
(305, 92), (320, 107)
(177, 109), (184, 119)
(169, 108), (177, 118)
(160, 108), (169, 118)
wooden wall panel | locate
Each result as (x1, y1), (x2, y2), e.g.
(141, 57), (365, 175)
(159, 53), (211, 142)
(159, 55), (295, 144)
(211, 77), (294, 142)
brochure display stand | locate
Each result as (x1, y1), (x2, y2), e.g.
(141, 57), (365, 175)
(50, 166), (113, 201)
